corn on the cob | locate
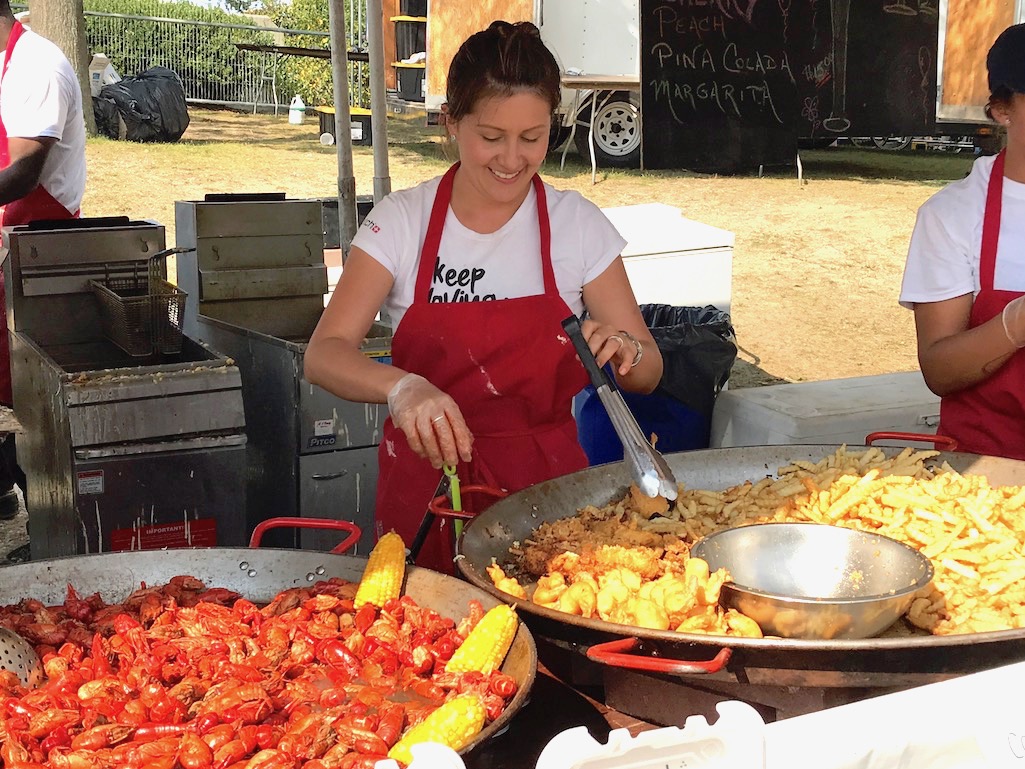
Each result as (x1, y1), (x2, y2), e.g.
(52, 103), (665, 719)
(444, 604), (517, 675)
(387, 693), (485, 765)
(354, 531), (406, 609)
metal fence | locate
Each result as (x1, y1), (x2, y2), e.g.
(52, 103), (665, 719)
(75, 2), (368, 112)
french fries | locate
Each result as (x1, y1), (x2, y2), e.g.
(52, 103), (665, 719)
(496, 446), (1025, 638)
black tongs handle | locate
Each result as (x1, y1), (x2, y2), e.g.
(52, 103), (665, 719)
(562, 316), (612, 390)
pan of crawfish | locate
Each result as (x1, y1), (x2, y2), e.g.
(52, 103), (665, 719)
(0, 546), (536, 763)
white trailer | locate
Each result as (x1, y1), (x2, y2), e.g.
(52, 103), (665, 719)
(384, 0), (644, 167)
(936, 0), (1025, 128)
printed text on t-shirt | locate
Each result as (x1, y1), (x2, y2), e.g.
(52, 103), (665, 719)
(429, 258), (497, 303)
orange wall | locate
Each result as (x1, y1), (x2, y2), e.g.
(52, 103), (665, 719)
(425, 0), (533, 103)
(942, 0), (1015, 108)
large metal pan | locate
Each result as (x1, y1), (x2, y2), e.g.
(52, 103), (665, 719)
(457, 444), (1025, 688)
(0, 547), (536, 756)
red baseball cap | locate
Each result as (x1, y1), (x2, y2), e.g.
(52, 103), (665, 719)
(987, 23), (1025, 94)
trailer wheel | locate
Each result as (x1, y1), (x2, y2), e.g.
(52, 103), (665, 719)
(573, 90), (641, 168)
(870, 136), (913, 151)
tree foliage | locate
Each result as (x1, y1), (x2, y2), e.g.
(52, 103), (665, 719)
(266, 0), (367, 108)
(80, 0), (367, 108)
(266, 0), (333, 107)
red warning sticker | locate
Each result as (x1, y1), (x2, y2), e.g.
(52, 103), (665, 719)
(110, 518), (217, 551)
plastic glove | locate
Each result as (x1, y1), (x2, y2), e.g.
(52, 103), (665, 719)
(1002, 295), (1025, 349)
(386, 373), (473, 468)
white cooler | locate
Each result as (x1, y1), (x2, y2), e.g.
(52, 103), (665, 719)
(601, 203), (734, 313)
(710, 371), (941, 448)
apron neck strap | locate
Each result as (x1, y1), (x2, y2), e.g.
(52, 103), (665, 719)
(533, 175), (557, 295)
(413, 165), (558, 301)
(414, 163), (459, 299)
(2, 21), (26, 82)
(980, 149), (1005, 292)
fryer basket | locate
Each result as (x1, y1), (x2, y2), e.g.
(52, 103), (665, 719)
(90, 254), (187, 357)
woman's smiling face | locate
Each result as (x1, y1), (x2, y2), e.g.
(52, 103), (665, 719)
(450, 90), (551, 208)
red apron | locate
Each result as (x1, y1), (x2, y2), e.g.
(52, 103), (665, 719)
(938, 150), (1025, 460)
(375, 164), (589, 572)
(0, 21), (78, 404)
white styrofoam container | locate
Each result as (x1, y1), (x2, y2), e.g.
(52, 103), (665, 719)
(601, 203), (734, 313)
(764, 660), (1025, 769)
(536, 701), (765, 769)
(710, 371), (941, 448)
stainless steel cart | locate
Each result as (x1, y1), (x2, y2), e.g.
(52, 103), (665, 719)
(3, 218), (248, 560)
(175, 195), (388, 553)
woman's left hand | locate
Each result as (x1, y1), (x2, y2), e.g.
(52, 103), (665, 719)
(580, 319), (641, 378)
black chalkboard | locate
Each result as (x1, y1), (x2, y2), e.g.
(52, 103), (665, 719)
(639, 1), (938, 172)
(837, 1), (938, 138)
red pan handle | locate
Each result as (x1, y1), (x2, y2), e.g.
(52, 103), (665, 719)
(249, 517), (362, 554)
(428, 484), (508, 520)
(586, 637), (732, 675)
(865, 431), (958, 451)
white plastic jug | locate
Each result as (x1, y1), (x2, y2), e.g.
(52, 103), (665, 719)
(289, 95), (306, 125)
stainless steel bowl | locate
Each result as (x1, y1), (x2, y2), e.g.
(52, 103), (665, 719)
(690, 522), (935, 640)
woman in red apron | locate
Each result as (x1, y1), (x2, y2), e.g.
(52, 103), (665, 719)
(306, 21), (663, 572)
(901, 24), (1025, 459)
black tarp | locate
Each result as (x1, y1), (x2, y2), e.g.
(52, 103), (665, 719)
(93, 66), (190, 143)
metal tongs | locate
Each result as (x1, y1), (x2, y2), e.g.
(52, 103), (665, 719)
(562, 316), (678, 503)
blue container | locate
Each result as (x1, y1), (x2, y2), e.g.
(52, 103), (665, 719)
(573, 384), (710, 466)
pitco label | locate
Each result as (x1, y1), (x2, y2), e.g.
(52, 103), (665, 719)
(76, 470), (104, 495)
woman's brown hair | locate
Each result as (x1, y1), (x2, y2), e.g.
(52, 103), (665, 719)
(445, 20), (561, 123)
(985, 86), (1015, 121)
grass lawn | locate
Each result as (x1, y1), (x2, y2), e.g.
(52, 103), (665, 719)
(83, 108), (978, 387)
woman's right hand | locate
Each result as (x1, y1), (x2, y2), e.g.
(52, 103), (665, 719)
(387, 373), (474, 469)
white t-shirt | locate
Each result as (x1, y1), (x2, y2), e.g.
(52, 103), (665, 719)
(0, 27), (87, 215)
(900, 154), (1025, 309)
(351, 176), (627, 329)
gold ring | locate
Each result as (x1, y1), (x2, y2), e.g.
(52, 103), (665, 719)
(431, 415), (446, 424)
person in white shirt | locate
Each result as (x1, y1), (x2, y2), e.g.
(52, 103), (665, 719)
(305, 21), (662, 573)
(899, 23), (1025, 459)
(0, 1), (87, 517)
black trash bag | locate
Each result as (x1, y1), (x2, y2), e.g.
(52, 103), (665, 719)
(95, 67), (190, 143)
(92, 96), (123, 140)
(641, 303), (738, 419)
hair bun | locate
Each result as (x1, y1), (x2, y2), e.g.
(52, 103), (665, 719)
(487, 20), (541, 40)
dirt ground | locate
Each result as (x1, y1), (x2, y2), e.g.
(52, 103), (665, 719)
(84, 108), (979, 388)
